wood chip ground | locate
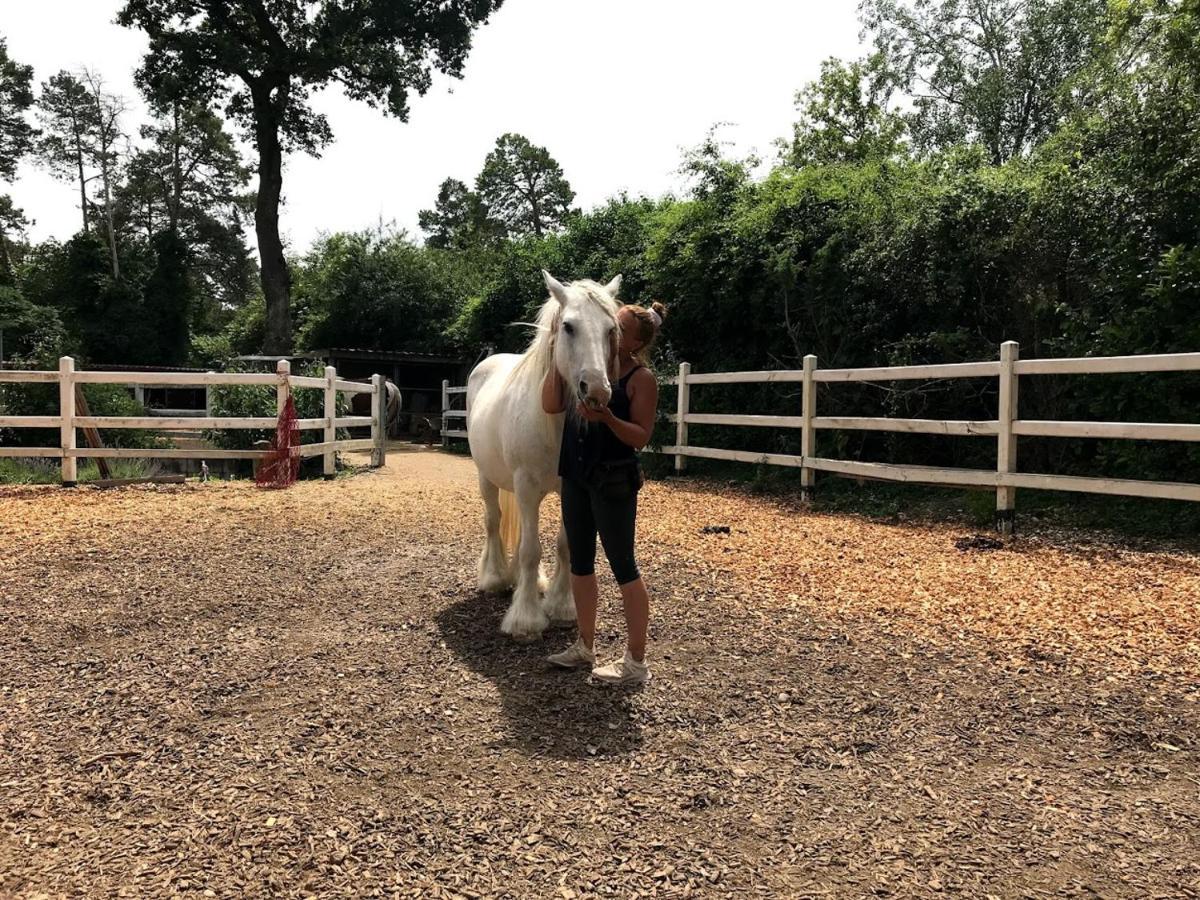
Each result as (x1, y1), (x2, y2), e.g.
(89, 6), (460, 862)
(2, 446), (1198, 898)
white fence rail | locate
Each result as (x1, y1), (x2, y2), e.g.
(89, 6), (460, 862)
(0, 357), (387, 484)
(662, 341), (1200, 532)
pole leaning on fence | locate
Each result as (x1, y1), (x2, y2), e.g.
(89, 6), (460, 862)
(371, 374), (386, 468)
(323, 365), (337, 479)
(59, 356), (76, 486)
(442, 379), (450, 450)
(801, 354), (817, 503)
(675, 362), (690, 473)
(997, 341), (1020, 534)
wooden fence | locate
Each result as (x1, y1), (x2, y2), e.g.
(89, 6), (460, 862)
(439, 342), (1200, 531)
(665, 342), (1200, 531)
(0, 357), (387, 485)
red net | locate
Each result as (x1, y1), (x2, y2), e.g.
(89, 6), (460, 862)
(255, 390), (301, 489)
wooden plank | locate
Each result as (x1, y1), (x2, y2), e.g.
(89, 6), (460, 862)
(442, 410), (468, 419)
(814, 416), (1000, 436)
(298, 438), (376, 458)
(684, 370), (807, 385)
(806, 457), (1001, 487)
(683, 413), (805, 428)
(73, 371), (280, 386)
(1014, 351), (1200, 376)
(1012, 420), (1200, 442)
(0, 370), (59, 383)
(333, 416), (373, 428)
(659, 444), (806, 468)
(813, 361), (1000, 382)
(72, 416), (327, 430)
(0, 446), (63, 458)
(443, 429), (469, 439)
(675, 362), (691, 473)
(1000, 471), (1200, 502)
(446, 386), (468, 394)
(67, 448), (268, 460)
(371, 374), (386, 467)
(335, 379), (376, 394)
(288, 375), (327, 390)
(0, 416), (62, 427)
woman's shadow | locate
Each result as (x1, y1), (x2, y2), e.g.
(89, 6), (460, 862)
(435, 590), (644, 760)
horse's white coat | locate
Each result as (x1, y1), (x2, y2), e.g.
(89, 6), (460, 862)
(466, 271), (622, 639)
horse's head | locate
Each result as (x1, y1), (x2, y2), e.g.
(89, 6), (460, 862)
(542, 270), (622, 412)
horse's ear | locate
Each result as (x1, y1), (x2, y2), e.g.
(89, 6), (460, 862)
(543, 270), (569, 305)
(604, 274), (622, 298)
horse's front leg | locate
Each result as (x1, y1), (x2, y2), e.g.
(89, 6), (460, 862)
(543, 521), (575, 627)
(500, 473), (549, 641)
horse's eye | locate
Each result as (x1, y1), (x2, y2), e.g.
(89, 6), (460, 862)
(563, 323), (575, 336)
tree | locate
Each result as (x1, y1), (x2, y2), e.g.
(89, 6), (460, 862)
(860, 0), (1108, 163)
(0, 195), (30, 283)
(0, 37), (36, 182)
(118, 100), (254, 326)
(36, 72), (95, 231)
(476, 133), (575, 238)
(786, 55), (906, 166)
(118, 0), (505, 356)
(418, 177), (502, 249)
(37, 68), (129, 276)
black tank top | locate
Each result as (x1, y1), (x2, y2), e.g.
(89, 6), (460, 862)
(558, 366), (641, 482)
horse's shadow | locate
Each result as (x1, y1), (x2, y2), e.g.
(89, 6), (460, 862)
(434, 590), (644, 760)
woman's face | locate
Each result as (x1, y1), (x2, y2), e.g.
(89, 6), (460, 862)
(618, 307), (644, 354)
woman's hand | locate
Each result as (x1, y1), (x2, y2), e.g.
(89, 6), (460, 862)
(576, 401), (614, 424)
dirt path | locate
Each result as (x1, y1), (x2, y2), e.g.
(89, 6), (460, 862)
(2, 445), (1198, 898)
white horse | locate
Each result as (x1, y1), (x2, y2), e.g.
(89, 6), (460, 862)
(466, 270), (623, 640)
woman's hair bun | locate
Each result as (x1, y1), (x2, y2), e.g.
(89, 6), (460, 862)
(650, 301), (668, 323)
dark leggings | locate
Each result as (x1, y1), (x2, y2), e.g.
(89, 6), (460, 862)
(560, 475), (641, 585)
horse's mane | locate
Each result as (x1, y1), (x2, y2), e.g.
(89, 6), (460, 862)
(507, 280), (619, 389)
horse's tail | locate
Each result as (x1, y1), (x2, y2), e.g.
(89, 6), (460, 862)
(499, 488), (520, 557)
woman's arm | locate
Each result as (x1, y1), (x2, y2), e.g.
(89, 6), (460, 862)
(541, 366), (567, 414)
(581, 368), (658, 450)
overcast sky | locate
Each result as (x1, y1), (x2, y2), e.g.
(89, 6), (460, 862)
(3, 1), (865, 253)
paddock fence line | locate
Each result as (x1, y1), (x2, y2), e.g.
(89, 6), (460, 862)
(0, 357), (388, 485)
(435, 342), (1200, 532)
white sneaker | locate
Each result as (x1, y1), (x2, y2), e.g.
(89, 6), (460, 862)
(591, 651), (650, 686)
(546, 638), (595, 669)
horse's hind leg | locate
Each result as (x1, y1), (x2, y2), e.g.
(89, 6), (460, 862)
(477, 475), (513, 593)
(500, 474), (550, 641)
(543, 522), (575, 627)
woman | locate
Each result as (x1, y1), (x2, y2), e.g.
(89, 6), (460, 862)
(541, 301), (667, 685)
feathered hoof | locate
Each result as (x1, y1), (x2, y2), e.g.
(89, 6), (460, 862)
(500, 594), (549, 642)
(543, 590), (577, 629)
(478, 572), (515, 595)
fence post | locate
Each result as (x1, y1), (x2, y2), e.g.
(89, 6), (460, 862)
(442, 378), (450, 450)
(59, 356), (76, 487)
(275, 358), (290, 415)
(674, 362), (690, 474)
(997, 340), (1020, 535)
(371, 373), (386, 468)
(323, 365), (337, 480)
(801, 354), (817, 504)
(204, 374), (214, 417)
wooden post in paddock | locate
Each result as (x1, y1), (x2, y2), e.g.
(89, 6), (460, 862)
(997, 341), (1020, 535)
(275, 358), (290, 414)
(371, 374), (386, 468)
(674, 362), (690, 474)
(59, 356), (77, 486)
(801, 354), (817, 505)
(323, 365), (337, 479)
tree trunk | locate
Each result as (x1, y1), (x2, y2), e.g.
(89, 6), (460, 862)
(252, 85), (291, 355)
(73, 119), (88, 232)
(100, 159), (119, 279)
